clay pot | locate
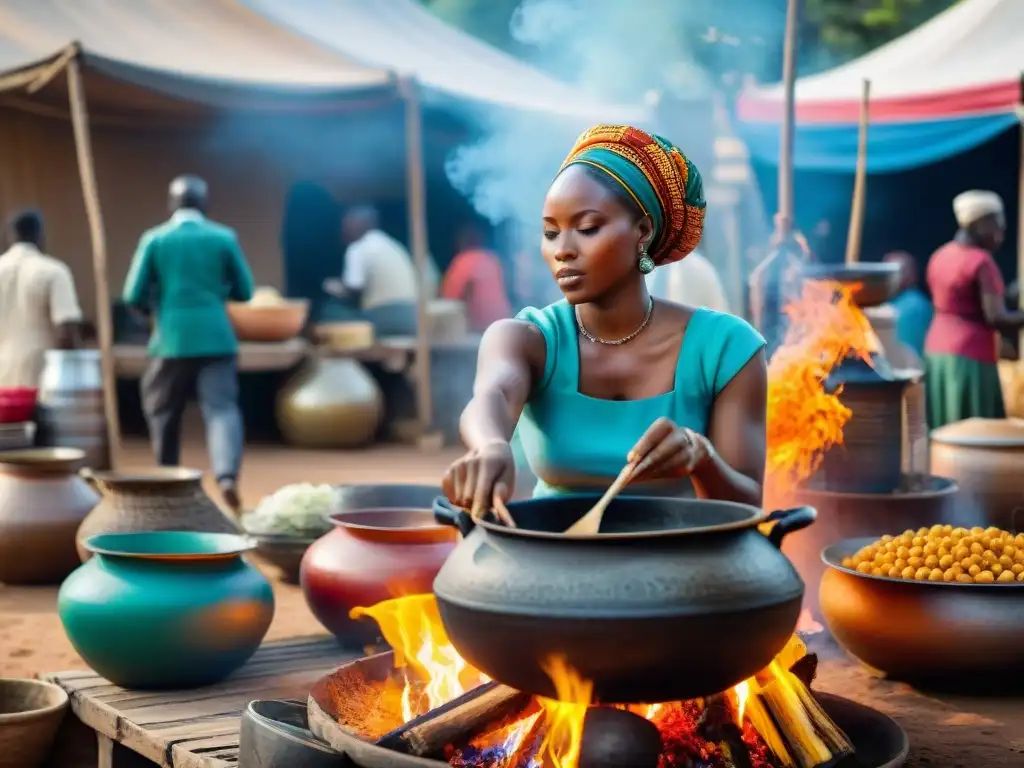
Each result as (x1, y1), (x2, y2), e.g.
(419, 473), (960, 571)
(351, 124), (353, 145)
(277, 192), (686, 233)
(779, 474), (960, 618)
(0, 449), (99, 585)
(76, 467), (240, 562)
(819, 373), (915, 494)
(277, 357), (384, 449)
(930, 418), (1024, 533)
(60, 532), (273, 689)
(821, 537), (1024, 683)
(301, 509), (458, 643)
(0, 678), (68, 768)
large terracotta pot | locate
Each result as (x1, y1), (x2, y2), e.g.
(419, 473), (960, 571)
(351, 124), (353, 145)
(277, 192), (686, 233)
(930, 418), (1024, 533)
(76, 468), (240, 562)
(277, 357), (384, 449)
(59, 532), (273, 689)
(0, 449), (99, 585)
(778, 474), (959, 619)
(300, 509), (458, 643)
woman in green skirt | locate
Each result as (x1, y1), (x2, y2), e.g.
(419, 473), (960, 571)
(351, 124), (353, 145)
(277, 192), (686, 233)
(924, 190), (1024, 428)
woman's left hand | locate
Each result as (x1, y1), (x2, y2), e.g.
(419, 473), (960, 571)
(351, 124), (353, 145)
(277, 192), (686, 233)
(628, 417), (712, 482)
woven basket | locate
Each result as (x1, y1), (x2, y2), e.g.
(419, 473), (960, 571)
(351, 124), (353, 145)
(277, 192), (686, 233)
(76, 467), (240, 562)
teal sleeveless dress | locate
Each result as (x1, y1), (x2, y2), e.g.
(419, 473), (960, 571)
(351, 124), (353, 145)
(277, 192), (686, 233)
(512, 301), (766, 498)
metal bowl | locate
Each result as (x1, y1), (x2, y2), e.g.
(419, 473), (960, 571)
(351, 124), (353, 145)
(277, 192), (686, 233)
(821, 537), (1024, 684)
(240, 699), (345, 767)
(802, 262), (902, 307)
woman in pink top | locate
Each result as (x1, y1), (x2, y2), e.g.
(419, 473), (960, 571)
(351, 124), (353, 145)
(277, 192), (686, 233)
(441, 224), (512, 333)
(924, 190), (1024, 427)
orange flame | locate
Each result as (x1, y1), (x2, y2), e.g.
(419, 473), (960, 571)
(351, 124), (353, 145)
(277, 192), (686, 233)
(765, 280), (877, 497)
(353, 595), (819, 767)
(350, 594), (482, 721)
(535, 655), (593, 768)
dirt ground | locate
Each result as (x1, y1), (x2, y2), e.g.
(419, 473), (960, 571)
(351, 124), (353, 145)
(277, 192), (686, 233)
(3, 431), (1024, 766)
(0, 428), (460, 680)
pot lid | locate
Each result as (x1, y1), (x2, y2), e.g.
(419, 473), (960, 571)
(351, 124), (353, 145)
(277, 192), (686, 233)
(930, 417), (1024, 448)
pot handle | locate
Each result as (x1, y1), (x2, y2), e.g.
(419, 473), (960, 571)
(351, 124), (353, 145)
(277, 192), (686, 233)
(762, 506), (817, 549)
(79, 467), (98, 491)
(433, 496), (476, 538)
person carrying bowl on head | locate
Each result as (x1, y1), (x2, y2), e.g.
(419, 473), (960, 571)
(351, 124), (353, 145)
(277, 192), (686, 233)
(443, 125), (767, 517)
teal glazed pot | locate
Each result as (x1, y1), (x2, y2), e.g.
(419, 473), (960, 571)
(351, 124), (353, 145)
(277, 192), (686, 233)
(58, 531), (274, 689)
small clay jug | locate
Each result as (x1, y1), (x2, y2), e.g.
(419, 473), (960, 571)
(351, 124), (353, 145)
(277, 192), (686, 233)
(0, 448), (99, 585)
(75, 467), (240, 562)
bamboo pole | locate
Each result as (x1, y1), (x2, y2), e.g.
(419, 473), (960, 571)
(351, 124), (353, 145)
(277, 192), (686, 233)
(845, 79), (871, 265)
(66, 54), (120, 469)
(399, 76), (434, 440)
(776, 0), (801, 238)
(1017, 73), (1024, 361)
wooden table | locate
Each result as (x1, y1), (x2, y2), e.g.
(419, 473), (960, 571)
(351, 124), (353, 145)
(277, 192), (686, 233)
(44, 632), (1024, 768)
(113, 340), (309, 378)
(43, 636), (357, 768)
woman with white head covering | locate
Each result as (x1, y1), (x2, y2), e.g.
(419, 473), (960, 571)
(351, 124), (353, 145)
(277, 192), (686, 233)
(923, 190), (1024, 427)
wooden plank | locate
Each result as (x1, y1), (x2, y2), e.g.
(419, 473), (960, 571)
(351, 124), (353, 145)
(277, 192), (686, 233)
(97, 653), (348, 705)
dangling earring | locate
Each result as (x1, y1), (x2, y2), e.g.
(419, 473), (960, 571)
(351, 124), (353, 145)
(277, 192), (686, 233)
(637, 244), (655, 274)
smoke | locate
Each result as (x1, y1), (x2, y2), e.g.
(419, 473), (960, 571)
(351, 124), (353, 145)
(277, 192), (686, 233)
(440, 0), (784, 294)
(443, 0), (686, 236)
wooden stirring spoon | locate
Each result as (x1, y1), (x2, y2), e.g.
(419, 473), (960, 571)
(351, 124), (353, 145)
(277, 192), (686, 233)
(563, 460), (639, 536)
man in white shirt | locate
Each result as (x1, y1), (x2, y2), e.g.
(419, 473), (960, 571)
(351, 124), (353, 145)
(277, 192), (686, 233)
(0, 210), (83, 388)
(323, 206), (427, 337)
(646, 248), (731, 313)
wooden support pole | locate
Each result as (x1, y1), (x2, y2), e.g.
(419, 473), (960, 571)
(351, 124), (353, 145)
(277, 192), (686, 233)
(66, 54), (120, 469)
(1017, 72), (1024, 361)
(400, 77), (434, 441)
(845, 79), (871, 266)
(776, 0), (800, 238)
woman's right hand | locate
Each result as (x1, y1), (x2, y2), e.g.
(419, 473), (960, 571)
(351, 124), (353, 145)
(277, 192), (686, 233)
(442, 440), (516, 522)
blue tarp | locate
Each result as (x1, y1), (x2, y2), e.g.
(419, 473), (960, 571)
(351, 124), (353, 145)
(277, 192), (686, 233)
(738, 112), (1019, 173)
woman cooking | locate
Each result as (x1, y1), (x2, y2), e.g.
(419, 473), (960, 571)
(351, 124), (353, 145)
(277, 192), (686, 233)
(442, 125), (767, 517)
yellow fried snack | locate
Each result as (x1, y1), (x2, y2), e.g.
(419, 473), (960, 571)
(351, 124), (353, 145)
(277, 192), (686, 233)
(841, 526), (1024, 584)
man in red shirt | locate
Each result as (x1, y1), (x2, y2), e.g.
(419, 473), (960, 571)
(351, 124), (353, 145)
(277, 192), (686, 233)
(441, 224), (512, 333)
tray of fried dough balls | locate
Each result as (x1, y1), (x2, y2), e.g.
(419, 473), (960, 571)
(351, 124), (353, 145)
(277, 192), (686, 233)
(819, 527), (1024, 684)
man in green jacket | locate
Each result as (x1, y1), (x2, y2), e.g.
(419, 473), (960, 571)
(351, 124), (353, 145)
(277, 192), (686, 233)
(122, 176), (255, 511)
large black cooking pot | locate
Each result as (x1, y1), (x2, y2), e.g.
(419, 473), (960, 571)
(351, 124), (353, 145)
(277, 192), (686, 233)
(431, 494), (815, 704)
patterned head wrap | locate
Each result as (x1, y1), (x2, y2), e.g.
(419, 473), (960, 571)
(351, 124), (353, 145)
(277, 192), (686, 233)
(557, 125), (706, 265)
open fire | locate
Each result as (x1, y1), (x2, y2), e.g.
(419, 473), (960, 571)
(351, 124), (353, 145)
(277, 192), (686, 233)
(764, 280), (877, 499)
(328, 594), (853, 768)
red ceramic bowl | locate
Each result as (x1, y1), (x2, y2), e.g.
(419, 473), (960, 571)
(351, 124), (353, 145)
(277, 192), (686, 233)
(0, 387), (37, 424)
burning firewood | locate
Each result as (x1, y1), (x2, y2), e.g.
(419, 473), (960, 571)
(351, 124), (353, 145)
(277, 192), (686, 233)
(698, 693), (755, 768)
(375, 680), (530, 757)
(756, 668), (853, 768)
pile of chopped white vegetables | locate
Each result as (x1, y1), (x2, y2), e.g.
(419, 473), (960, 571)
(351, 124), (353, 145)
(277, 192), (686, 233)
(242, 483), (337, 536)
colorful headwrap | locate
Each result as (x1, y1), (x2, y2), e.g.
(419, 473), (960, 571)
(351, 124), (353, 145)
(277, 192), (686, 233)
(558, 125), (706, 265)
